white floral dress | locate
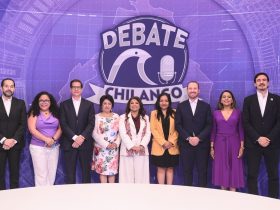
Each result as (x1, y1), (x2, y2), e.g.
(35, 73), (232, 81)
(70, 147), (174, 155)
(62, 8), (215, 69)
(92, 113), (120, 175)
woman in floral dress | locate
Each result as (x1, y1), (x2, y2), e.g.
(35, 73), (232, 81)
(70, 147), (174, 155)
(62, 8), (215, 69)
(92, 95), (120, 183)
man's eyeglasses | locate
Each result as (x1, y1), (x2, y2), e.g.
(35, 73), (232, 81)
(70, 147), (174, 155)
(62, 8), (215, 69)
(71, 86), (82, 90)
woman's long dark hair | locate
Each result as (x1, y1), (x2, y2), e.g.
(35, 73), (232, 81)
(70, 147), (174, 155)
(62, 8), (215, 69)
(28, 91), (59, 118)
(217, 90), (236, 110)
(125, 96), (146, 119)
(155, 93), (175, 120)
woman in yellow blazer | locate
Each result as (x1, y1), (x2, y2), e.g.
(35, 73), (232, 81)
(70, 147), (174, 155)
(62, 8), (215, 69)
(150, 93), (179, 184)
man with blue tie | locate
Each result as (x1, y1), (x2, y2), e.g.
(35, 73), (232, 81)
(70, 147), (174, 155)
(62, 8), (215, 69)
(175, 81), (212, 187)
(0, 78), (26, 190)
(60, 79), (95, 184)
(243, 72), (280, 198)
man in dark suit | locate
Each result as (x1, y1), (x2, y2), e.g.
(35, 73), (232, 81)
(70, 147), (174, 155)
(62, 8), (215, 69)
(243, 72), (280, 198)
(60, 79), (95, 184)
(0, 78), (26, 190)
(175, 81), (212, 187)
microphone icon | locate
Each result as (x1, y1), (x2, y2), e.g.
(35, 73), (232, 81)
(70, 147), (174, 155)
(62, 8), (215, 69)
(158, 55), (176, 84)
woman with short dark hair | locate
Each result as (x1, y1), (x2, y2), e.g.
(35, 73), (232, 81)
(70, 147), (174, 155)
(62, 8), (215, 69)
(92, 94), (120, 183)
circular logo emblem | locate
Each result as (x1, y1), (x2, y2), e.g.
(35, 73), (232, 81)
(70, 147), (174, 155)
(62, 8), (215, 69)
(100, 16), (189, 87)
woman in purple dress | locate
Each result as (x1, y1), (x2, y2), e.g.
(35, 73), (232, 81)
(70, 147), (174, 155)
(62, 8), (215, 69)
(210, 90), (244, 191)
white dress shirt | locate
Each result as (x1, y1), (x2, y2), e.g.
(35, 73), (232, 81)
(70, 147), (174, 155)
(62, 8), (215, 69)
(189, 98), (198, 115)
(0, 96), (14, 144)
(72, 97), (81, 141)
(72, 97), (81, 116)
(257, 90), (268, 117)
(2, 95), (12, 116)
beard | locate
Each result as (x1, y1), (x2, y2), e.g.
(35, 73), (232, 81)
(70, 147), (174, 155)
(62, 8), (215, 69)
(188, 93), (198, 99)
(258, 85), (267, 90)
(3, 90), (14, 97)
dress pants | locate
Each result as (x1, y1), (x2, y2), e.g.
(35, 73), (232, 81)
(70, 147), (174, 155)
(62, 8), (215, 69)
(246, 147), (279, 198)
(0, 148), (21, 190)
(63, 147), (92, 184)
(181, 146), (209, 187)
(29, 144), (60, 186)
(119, 155), (150, 183)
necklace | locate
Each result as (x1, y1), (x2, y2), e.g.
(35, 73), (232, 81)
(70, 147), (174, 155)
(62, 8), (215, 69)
(43, 111), (50, 116)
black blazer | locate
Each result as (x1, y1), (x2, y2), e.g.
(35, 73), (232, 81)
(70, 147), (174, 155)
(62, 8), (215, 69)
(242, 93), (280, 149)
(60, 98), (95, 150)
(175, 99), (212, 150)
(0, 97), (27, 150)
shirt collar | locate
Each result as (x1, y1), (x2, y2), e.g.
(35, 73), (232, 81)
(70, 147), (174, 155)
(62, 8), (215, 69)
(257, 90), (268, 99)
(72, 97), (81, 102)
(2, 95), (12, 102)
(189, 98), (198, 104)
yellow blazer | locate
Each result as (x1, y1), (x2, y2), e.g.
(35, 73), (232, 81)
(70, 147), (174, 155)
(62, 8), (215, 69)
(150, 110), (179, 156)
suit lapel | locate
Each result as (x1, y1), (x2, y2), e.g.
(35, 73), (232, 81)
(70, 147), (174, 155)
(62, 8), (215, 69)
(157, 115), (164, 136)
(263, 93), (274, 118)
(253, 94), (263, 119)
(169, 115), (174, 135)
(69, 99), (78, 119)
(127, 113), (137, 139)
(0, 96), (11, 118)
(193, 100), (200, 117)
(0, 97), (7, 117)
(186, 100), (194, 116)
(77, 98), (84, 117)
(157, 113), (174, 137)
(9, 97), (17, 118)
(138, 116), (146, 138)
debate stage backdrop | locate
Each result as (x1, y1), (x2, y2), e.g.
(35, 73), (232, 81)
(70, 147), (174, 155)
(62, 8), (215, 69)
(0, 0), (280, 195)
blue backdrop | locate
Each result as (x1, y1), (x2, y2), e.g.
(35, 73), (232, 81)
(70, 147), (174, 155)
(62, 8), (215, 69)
(0, 0), (279, 196)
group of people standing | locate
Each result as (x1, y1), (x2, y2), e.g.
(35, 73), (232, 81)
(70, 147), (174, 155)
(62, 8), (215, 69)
(0, 72), (279, 199)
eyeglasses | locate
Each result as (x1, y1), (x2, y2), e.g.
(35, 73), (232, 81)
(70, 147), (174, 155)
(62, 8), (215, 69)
(39, 100), (50, 104)
(71, 86), (82, 90)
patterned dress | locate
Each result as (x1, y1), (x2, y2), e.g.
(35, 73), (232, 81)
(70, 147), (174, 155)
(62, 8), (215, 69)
(93, 113), (120, 175)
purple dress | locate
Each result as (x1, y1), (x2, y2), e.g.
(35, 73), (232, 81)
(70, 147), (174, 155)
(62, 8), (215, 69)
(211, 109), (244, 188)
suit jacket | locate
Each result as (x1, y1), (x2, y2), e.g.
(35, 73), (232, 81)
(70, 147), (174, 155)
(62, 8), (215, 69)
(119, 113), (151, 156)
(175, 99), (212, 150)
(150, 110), (179, 156)
(0, 96), (27, 150)
(242, 93), (280, 149)
(60, 98), (95, 150)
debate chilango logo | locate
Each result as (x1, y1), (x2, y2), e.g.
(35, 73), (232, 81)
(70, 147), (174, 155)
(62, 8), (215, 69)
(89, 16), (189, 104)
